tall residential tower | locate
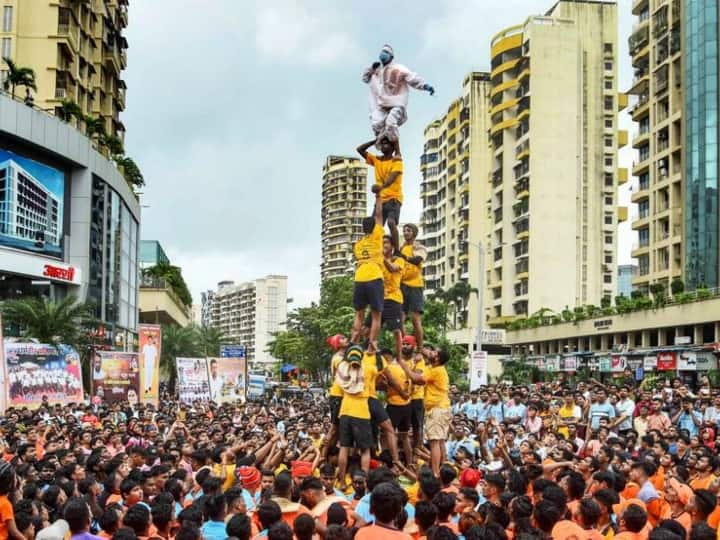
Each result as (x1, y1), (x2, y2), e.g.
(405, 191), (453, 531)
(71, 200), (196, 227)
(321, 155), (367, 281)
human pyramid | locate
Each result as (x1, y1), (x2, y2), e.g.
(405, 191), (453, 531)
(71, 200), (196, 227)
(324, 44), (452, 488)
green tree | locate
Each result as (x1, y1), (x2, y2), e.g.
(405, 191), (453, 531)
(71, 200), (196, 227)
(101, 134), (125, 158)
(116, 156), (145, 188)
(58, 99), (83, 122)
(160, 325), (201, 390)
(197, 325), (229, 357)
(143, 263), (193, 307)
(1, 296), (94, 348)
(2, 57), (37, 98)
(83, 115), (106, 138)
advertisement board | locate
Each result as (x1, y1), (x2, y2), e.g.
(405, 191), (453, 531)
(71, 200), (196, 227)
(207, 357), (246, 404)
(247, 374), (267, 399)
(657, 351), (678, 371)
(0, 149), (64, 258)
(176, 357), (211, 404)
(92, 351), (140, 405)
(4, 342), (83, 408)
(469, 351), (488, 391)
(138, 324), (161, 405)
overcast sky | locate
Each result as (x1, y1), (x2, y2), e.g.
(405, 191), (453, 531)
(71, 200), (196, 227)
(123, 0), (636, 310)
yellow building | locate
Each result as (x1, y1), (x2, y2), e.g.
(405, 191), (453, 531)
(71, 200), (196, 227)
(628, 0), (684, 291)
(321, 155), (368, 281)
(1, 0), (128, 140)
(420, 72), (492, 330)
(486, 0), (625, 325)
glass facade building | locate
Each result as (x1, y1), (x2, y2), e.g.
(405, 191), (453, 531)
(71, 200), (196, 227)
(684, 0), (719, 288)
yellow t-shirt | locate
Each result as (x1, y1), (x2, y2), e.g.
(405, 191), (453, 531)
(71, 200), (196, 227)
(424, 365), (450, 410)
(366, 153), (403, 203)
(410, 356), (428, 400)
(386, 362), (410, 406)
(383, 256), (405, 303)
(329, 352), (344, 398)
(339, 352), (382, 420)
(212, 463), (236, 492)
(558, 404), (578, 439)
(368, 354), (386, 400)
(400, 244), (424, 288)
(354, 224), (384, 282)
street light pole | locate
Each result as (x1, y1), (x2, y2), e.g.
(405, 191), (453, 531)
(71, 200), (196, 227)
(475, 242), (484, 355)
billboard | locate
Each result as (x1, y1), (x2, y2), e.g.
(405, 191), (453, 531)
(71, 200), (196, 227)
(0, 149), (64, 258)
(207, 357), (246, 404)
(247, 374), (266, 399)
(92, 351), (140, 405)
(469, 351), (488, 391)
(4, 342), (83, 408)
(138, 324), (161, 405)
(176, 357), (211, 403)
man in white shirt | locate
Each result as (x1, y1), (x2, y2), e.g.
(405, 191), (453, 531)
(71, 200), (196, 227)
(142, 335), (158, 394)
(613, 386), (636, 436)
(208, 359), (224, 402)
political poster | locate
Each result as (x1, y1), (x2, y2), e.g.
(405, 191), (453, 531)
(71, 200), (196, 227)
(92, 351), (140, 405)
(138, 324), (162, 405)
(469, 351), (488, 391)
(176, 357), (211, 404)
(4, 342), (83, 409)
(207, 356), (246, 404)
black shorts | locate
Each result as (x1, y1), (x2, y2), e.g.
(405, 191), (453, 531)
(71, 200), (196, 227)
(411, 399), (424, 434)
(329, 396), (342, 426)
(387, 403), (412, 432)
(339, 416), (373, 449)
(369, 397), (390, 424)
(353, 279), (384, 312)
(382, 199), (401, 225)
(402, 285), (424, 314)
(364, 299), (403, 331)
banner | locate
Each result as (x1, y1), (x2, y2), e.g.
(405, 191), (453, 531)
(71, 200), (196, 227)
(247, 374), (267, 399)
(469, 351), (488, 391)
(138, 324), (162, 405)
(92, 352), (140, 405)
(176, 357), (211, 403)
(611, 355), (626, 372)
(5, 343), (83, 409)
(643, 355), (657, 370)
(207, 356), (247, 403)
(657, 351), (677, 371)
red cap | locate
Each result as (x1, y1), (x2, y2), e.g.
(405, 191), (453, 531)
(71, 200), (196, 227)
(369, 459), (380, 470)
(291, 461), (313, 479)
(326, 334), (345, 351)
(236, 466), (261, 488)
(401, 335), (417, 347)
(460, 468), (481, 488)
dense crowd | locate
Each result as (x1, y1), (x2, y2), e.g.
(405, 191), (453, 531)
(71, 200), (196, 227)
(0, 355), (719, 540)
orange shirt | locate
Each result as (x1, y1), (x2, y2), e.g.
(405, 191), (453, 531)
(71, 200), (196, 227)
(707, 505), (720, 529)
(356, 524), (412, 540)
(690, 474), (717, 491)
(0, 494), (12, 540)
(651, 466), (665, 491)
(614, 533), (647, 540)
(551, 519), (585, 540)
(672, 512), (692, 536)
(621, 482), (640, 501)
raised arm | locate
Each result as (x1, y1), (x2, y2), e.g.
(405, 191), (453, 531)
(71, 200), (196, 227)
(356, 140), (376, 160)
(372, 191), (382, 226)
(397, 355), (426, 385)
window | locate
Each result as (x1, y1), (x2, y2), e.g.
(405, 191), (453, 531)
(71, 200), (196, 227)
(639, 227), (650, 246)
(605, 173), (614, 186)
(604, 274), (613, 283)
(2, 6), (11, 32)
(604, 43), (613, 54)
(605, 234), (613, 244)
(605, 196), (613, 205)
(638, 255), (650, 275)
(604, 61), (613, 71)
(604, 156), (614, 166)
(604, 214), (613, 225)
(638, 200), (650, 218)
(605, 254), (613, 264)
(605, 118), (613, 128)
(1, 37), (10, 59)
(604, 78), (613, 89)
(604, 97), (614, 110)
(605, 136), (613, 147)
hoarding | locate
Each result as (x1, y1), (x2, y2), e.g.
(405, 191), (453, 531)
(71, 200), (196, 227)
(247, 374), (266, 399)
(0, 149), (64, 258)
(4, 342), (83, 408)
(138, 324), (161, 405)
(176, 357), (211, 403)
(92, 351), (140, 405)
(469, 351), (488, 391)
(207, 356), (246, 404)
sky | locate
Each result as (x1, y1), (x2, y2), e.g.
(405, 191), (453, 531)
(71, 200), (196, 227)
(123, 0), (636, 311)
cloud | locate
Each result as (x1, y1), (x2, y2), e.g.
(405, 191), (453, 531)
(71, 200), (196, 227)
(254, 1), (362, 66)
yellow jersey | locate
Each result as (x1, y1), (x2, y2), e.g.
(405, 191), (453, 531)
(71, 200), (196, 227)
(354, 224), (384, 282)
(385, 362), (410, 406)
(368, 353), (386, 400)
(329, 352), (344, 398)
(400, 243), (425, 288)
(424, 365), (450, 410)
(339, 352), (382, 420)
(410, 356), (428, 400)
(366, 154), (403, 203)
(383, 256), (405, 303)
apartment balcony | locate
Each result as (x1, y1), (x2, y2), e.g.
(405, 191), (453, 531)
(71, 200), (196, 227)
(632, 0), (648, 16)
(630, 182), (650, 203)
(57, 22), (80, 54)
(628, 67), (649, 95)
(632, 129), (650, 148)
(631, 242), (650, 258)
(618, 130), (629, 147)
(138, 276), (192, 327)
(631, 213), (650, 230)
(628, 25), (649, 55)
(617, 93), (628, 111)
(630, 94), (650, 118)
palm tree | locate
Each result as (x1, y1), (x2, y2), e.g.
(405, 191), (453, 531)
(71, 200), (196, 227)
(1, 295), (94, 347)
(446, 281), (478, 328)
(160, 325), (201, 391)
(2, 57), (37, 98)
(197, 325), (229, 357)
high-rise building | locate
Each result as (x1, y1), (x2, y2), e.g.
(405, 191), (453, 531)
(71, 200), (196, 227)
(420, 72), (492, 330)
(321, 155), (367, 281)
(201, 275), (288, 368)
(617, 264), (638, 297)
(628, 0), (718, 291)
(485, 0), (626, 324)
(1, 1), (128, 140)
